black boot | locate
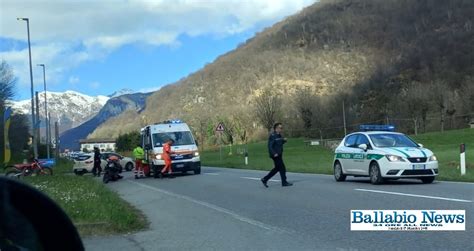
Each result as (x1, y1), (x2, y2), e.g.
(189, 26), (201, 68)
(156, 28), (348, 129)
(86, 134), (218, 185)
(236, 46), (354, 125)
(261, 178), (268, 188)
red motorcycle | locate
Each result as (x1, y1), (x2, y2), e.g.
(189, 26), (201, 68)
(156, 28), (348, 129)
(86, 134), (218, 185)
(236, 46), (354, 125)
(4, 159), (53, 178)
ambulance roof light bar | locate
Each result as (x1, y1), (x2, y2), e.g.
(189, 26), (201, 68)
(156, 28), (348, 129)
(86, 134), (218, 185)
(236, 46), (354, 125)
(161, 119), (183, 124)
(359, 125), (395, 132)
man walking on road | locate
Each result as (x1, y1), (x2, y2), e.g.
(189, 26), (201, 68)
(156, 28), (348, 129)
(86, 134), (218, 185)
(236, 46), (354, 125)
(133, 144), (145, 179)
(261, 123), (293, 187)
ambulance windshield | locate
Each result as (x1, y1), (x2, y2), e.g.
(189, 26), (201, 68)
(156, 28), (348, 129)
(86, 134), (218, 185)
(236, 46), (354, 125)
(152, 131), (195, 147)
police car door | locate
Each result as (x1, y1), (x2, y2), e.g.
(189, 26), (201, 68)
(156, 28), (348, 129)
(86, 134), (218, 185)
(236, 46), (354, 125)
(338, 134), (359, 174)
(354, 134), (371, 175)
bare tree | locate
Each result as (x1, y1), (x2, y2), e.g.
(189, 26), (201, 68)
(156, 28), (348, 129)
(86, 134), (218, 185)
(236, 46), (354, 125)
(430, 81), (448, 132)
(254, 88), (281, 132)
(0, 60), (16, 110)
(403, 82), (430, 135)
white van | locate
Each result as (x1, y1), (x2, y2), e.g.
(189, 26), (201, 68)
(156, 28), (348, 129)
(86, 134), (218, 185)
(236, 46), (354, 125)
(141, 120), (201, 178)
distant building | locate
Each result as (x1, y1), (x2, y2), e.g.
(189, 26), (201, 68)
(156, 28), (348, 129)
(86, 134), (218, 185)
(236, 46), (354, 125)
(470, 120), (474, 129)
(79, 139), (116, 152)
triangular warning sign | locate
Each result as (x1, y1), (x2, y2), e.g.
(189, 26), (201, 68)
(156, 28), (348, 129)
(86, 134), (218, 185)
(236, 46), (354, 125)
(215, 122), (225, 132)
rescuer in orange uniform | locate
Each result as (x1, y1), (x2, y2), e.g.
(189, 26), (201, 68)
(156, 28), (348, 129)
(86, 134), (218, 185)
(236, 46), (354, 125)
(159, 138), (175, 179)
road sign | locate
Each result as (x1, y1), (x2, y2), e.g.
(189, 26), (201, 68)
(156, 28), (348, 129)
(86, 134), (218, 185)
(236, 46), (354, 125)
(216, 122), (225, 132)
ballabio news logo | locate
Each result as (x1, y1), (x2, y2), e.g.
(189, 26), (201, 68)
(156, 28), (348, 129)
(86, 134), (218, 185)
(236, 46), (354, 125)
(350, 210), (465, 231)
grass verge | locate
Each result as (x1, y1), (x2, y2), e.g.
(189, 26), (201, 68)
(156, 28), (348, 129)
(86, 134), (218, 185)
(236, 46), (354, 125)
(19, 159), (148, 236)
(201, 129), (474, 182)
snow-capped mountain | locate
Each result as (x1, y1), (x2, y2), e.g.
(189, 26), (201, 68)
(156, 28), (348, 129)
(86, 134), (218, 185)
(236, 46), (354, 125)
(11, 90), (110, 134)
(108, 88), (134, 98)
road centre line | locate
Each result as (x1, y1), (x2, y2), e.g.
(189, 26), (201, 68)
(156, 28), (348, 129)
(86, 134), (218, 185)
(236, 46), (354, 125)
(203, 173), (220, 175)
(355, 188), (472, 203)
(241, 177), (281, 182)
(127, 180), (291, 233)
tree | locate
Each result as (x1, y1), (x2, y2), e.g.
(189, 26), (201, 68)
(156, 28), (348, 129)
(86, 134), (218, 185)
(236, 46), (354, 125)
(0, 60), (16, 110)
(254, 88), (281, 132)
(430, 81), (448, 132)
(116, 131), (140, 152)
(0, 61), (28, 164)
(402, 82), (430, 135)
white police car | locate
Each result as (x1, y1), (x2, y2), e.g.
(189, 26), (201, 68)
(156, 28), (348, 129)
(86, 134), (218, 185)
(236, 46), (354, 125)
(333, 125), (438, 184)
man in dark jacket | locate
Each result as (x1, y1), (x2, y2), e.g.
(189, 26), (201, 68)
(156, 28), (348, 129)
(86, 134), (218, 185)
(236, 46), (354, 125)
(92, 147), (102, 177)
(261, 123), (293, 187)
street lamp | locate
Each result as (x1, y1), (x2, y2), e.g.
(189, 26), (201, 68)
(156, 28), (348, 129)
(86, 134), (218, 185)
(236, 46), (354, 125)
(37, 64), (50, 158)
(17, 17), (38, 159)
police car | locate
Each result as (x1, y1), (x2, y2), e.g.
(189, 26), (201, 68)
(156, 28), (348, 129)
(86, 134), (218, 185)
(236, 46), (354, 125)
(333, 125), (438, 184)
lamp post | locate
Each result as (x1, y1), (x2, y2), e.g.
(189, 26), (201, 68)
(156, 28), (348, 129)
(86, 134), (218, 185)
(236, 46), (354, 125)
(17, 17), (38, 159)
(37, 64), (50, 158)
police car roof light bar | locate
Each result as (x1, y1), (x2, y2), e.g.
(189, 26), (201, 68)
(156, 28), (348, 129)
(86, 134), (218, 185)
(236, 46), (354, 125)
(359, 124), (395, 132)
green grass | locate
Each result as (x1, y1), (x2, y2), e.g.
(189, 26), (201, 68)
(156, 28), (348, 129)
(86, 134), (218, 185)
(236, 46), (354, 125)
(411, 128), (474, 182)
(201, 129), (474, 182)
(201, 139), (334, 174)
(19, 159), (148, 236)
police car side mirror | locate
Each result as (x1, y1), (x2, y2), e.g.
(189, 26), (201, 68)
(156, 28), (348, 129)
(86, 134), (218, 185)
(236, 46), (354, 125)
(145, 143), (152, 150)
(358, 144), (368, 151)
(418, 143), (424, 148)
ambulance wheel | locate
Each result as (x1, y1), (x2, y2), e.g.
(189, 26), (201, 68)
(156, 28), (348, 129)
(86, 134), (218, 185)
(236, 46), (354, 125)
(420, 176), (435, 184)
(369, 162), (384, 185)
(125, 163), (133, 171)
(334, 161), (346, 181)
(153, 166), (160, 178)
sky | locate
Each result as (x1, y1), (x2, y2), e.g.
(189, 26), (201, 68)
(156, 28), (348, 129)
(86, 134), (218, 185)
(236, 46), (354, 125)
(0, 0), (315, 101)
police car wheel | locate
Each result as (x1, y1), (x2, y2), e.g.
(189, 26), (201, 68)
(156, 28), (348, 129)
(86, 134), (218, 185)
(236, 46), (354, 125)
(369, 162), (384, 185)
(125, 163), (133, 171)
(420, 176), (435, 184)
(334, 162), (346, 181)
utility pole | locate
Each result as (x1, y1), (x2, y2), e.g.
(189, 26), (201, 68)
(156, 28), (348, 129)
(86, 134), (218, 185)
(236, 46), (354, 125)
(35, 91), (41, 147)
(17, 17), (38, 159)
(38, 64), (50, 158)
(55, 121), (60, 162)
(48, 112), (52, 158)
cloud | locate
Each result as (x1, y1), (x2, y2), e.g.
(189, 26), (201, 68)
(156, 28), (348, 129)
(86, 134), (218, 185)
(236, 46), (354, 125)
(68, 76), (79, 85)
(1, 0), (316, 91)
(89, 81), (101, 90)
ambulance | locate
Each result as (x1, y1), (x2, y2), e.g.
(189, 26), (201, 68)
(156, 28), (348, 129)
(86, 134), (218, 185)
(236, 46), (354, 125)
(141, 120), (201, 178)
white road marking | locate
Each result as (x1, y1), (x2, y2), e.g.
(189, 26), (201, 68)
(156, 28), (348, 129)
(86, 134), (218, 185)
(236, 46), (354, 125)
(127, 180), (291, 233)
(204, 173), (219, 176)
(241, 177), (281, 182)
(355, 188), (473, 203)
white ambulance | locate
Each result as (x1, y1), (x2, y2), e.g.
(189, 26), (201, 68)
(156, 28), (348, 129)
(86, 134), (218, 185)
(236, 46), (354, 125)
(141, 120), (201, 178)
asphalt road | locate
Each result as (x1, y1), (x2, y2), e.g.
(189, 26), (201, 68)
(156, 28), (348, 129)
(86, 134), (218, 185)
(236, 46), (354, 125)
(84, 167), (474, 251)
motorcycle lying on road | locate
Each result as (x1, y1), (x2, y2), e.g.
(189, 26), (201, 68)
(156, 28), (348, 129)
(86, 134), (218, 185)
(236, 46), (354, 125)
(4, 159), (53, 178)
(102, 156), (123, 184)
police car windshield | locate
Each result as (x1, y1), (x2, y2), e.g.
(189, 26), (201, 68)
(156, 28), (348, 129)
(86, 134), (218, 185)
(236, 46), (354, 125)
(152, 132), (195, 147)
(369, 134), (419, 148)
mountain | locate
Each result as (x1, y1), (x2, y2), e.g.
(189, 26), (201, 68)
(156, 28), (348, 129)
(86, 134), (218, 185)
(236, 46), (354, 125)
(59, 92), (151, 150)
(89, 0), (474, 142)
(11, 90), (109, 134)
(108, 88), (135, 98)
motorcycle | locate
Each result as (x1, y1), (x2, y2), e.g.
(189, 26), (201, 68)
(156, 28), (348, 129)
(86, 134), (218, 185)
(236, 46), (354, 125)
(102, 157), (123, 184)
(4, 159), (54, 178)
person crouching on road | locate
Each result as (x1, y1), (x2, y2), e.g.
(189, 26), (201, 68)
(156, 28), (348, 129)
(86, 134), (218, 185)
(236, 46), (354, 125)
(133, 144), (145, 179)
(261, 123), (293, 187)
(92, 147), (102, 177)
(159, 139), (175, 179)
